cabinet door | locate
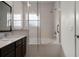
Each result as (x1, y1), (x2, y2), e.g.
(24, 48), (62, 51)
(22, 37), (26, 56)
(22, 44), (26, 57)
(0, 43), (15, 57)
(16, 37), (26, 57)
(5, 51), (15, 57)
(16, 45), (22, 57)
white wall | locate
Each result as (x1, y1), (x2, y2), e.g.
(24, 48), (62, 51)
(61, 1), (75, 57)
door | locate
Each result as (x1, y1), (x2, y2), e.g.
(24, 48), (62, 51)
(76, 1), (79, 57)
(60, 1), (75, 57)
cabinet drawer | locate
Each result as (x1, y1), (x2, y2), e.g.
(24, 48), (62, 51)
(16, 39), (22, 46)
(0, 43), (15, 56)
(22, 37), (26, 43)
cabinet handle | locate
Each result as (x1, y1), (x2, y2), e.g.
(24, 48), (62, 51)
(57, 24), (59, 33)
(76, 35), (79, 38)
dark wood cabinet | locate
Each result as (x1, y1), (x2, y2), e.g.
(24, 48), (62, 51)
(15, 37), (26, 57)
(0, 36), (27, 57)
(22, 37), (26, 56)
(16, 45), (22, 57)
(5, 51), (15, 57)
(15, 38), (22, 57)
(0, 42), (15, 57)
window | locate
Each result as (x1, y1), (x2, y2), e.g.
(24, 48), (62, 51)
(29, 13), (39, 27)
(13, 14), (22, 29)
(29, 14), (38, 20)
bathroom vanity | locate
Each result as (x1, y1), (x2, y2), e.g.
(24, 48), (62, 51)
(0, 1), (27, 57)
(0, 35), (27, 57)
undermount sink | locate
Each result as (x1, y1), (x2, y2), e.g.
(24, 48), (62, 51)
(0, 35), (14, 41)
(0, 37), (11, 41)
(0, 35), (21, 41)
(0, 33), (25, 41)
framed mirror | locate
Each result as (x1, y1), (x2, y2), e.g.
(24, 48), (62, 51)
(0, 1), (12, 32)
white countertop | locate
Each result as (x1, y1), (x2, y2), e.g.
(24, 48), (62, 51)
(0, 34), (26, 48)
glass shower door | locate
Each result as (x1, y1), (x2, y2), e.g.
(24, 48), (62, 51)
(28, 1), (40, 56)
(29, 2), (38, 44)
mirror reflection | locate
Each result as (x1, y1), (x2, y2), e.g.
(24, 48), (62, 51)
(0, 2), (12, 32)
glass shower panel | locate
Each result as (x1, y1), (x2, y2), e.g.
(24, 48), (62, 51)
(37, 21), (41, 44)
(29, 21), (38, 44)
(39, 2), (55, 44)
(24, 21), (29, 30)
(28, 2), (41, 56)
(29, 1), (38, 45)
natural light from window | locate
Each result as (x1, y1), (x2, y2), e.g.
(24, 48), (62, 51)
(14, 14), (22, 27)
(29, 14), (38, 21)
